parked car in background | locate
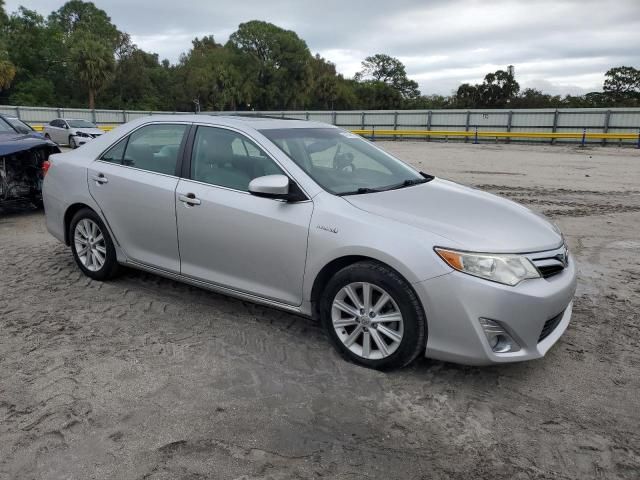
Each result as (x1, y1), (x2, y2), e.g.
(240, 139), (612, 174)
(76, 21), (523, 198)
(0, 115), (60, 207)
(43, 118), (104, 148)
(43, 115), (576, 369)
(1, 115), (41, 136)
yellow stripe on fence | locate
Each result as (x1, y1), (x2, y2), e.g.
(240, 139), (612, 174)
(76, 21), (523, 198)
(30, 125), (116, 132)
(351, 129), (640, 140)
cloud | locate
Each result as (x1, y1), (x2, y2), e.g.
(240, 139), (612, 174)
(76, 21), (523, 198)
(5, 0), (640, 95)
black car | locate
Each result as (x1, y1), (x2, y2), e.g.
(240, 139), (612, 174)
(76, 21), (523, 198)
(0, 115), (60, 208)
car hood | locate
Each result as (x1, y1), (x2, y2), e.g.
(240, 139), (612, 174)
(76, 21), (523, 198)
(0, 132), (59, 156)
(344, 178), (562, 253)
(74, 128), (103, 135)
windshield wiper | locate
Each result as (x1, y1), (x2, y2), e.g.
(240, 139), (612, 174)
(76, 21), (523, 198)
(337, 173), (434, 196)
(337, 187), (383, 196)
(380, 175), (432, 192)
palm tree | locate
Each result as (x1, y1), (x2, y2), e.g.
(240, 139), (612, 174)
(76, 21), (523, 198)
(0, 59), (15, 91)
(70, 38), (114, 109)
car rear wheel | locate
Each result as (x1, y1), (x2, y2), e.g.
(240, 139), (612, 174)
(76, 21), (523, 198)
(320, 261), (426, 370)
(69, 208), (119, 280)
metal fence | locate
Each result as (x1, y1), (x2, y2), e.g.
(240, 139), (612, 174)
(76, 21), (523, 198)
(2, 105), (640, 145)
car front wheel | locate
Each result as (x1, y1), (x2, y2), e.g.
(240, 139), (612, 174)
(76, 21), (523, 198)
(69, 208), (119, 280)
(69, 136), (77, 149)
(320, 261), (427, 370)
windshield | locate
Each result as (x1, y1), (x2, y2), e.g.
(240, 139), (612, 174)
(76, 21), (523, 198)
(67, 120), (96, 128)
(259, 128), (427, 195)
(6, 117), (33, 134)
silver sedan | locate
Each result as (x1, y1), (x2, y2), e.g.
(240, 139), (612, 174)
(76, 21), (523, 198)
(42, 116), (576, 369)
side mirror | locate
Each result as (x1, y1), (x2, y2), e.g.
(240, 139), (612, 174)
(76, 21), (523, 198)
(248, 174), (290, 200)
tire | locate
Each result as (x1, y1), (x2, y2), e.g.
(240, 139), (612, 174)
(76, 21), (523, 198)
(69, 208), (119, 280)
(69, 136), (77, 149)
(320, 261), (426, 370)
(44, 133), (51, 140)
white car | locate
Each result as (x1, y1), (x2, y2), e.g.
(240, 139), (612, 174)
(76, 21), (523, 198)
(42, 115), (576, 369)
(43, 118), (104, 148)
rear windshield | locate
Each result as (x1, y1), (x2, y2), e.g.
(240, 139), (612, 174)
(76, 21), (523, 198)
(0, 117), (15, 133)
(6, 117), (34, 134)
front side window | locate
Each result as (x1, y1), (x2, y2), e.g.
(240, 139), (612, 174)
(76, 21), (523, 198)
(121, 124), (187, 175)
(260, 128), (427, 195)
(191, 126), (284, 191)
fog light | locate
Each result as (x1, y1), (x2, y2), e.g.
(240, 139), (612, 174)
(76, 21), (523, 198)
(479, 318), (520, 353)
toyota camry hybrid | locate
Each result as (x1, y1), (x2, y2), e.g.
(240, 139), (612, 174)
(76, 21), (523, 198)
(43, 115), (577, 369)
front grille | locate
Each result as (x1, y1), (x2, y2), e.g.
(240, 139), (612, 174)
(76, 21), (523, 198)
(537, 264), (565, 278)
(538, 310), (564, 342)
(530, 245), (569, 279)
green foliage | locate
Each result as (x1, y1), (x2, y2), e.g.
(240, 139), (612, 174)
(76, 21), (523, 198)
(603, 66), (640, 105)
(355, 54), (420, 99)
(0, 0), (638, 110)
(70, 36), (115, 108)
(227, 20), (313, 109)
(8, 77), (56, 105)
(454, 70), (519, 108)
(0, 0), (16, 91)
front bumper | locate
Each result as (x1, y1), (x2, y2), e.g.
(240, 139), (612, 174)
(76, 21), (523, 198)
(415, 253), (577, 365)
(73, 135), (92, 146)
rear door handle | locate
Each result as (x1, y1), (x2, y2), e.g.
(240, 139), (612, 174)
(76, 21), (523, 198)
(91, 174), (108, 184)
(178, 193), (201, 206)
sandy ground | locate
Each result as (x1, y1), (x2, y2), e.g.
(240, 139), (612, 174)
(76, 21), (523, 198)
(1, 142), (639, 480)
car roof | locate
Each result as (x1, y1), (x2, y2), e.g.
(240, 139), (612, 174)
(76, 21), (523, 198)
(125, 114), (336, 131)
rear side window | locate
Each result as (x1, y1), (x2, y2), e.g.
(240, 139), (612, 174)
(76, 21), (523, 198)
(99, 124), (187, 176)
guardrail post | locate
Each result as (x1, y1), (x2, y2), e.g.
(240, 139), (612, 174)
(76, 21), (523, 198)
(464, 110), (470, 143)
(506, 110), (513, 144)
(361, 111), (365, 130)
(637, 129), (640, 149)
(371, 126), (376, 142)
(92, 109), (97, 123)
(57, 107), (62, 119)
(305, 111), (310, 121)
(122, 110), (126, 123)
(581, 128), (587, 148)
(602, 110), (611, 146)
(332, 111), (337, 126)
(426, 110), (432, 142)
(473, 126), (479, 144)
(551, 109), (559, 145)
(15, 106), (21, 120)
(393, 111), (398, 141)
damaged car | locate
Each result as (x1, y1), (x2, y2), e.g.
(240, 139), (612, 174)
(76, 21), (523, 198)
(0, 115), (60, 208)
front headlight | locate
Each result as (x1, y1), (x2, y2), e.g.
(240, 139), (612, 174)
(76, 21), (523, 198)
(76, 131), (90, 137)
(435, 247), (540, 286)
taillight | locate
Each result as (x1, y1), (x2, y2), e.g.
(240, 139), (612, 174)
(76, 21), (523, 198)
(42, 159), (51, 176)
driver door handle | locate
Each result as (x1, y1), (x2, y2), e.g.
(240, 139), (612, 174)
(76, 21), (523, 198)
(91, 173), (108, 184)
(178, 193), (201, 206)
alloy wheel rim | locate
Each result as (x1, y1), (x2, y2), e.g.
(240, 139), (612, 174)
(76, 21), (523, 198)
(331, 282), (404, 360)
(74, 219), (106, 272)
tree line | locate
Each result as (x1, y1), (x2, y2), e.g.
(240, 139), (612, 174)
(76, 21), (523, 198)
(0, 0), (639, 112)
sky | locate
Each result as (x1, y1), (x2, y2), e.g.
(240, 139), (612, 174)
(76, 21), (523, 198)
(5, 0), (640, 96)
